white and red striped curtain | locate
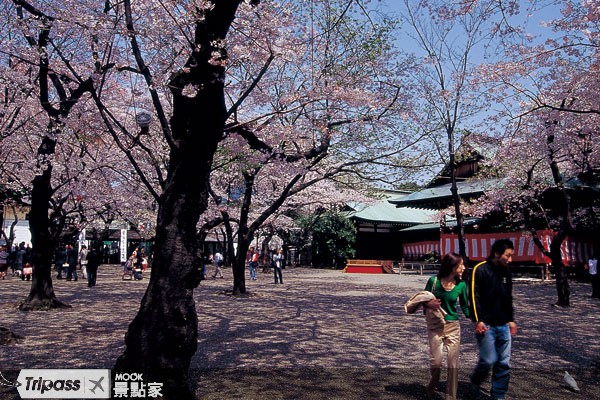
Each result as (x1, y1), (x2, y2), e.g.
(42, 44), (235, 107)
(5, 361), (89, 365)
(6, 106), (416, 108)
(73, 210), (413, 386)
(439, 230), (596, 265)
(402, 241), (440, 260)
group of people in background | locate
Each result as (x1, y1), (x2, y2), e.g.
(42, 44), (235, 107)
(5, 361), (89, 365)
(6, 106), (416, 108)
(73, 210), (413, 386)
(55, 244), (102, 288)
(206, 246), (286, 284)
(0, 242), (32, 280)
(0, 241), (104, 288)
(55, 244), (79, 281)
(0, 240), (152, 286)
(124, 246), (147, 280)
(246, 246), (285, 284)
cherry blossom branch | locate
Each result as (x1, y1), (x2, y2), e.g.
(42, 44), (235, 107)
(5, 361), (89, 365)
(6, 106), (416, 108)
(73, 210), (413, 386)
(122, 0), (174, 150)
(226, 51), (275, 119)
(87, 95), (163, 202)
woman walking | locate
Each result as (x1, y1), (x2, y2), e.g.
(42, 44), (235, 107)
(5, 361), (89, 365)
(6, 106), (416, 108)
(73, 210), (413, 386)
(423, 252), (470, 400)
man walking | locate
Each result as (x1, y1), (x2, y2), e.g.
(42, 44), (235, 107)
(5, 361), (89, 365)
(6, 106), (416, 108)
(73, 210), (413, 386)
(469, 239), (517, 400)
(86, 245), (102, 288)
(65, 245), (79, 281)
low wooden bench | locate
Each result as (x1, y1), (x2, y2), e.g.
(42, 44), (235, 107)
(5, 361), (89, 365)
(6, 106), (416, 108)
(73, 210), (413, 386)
(398, 262), (440, 275)
(344, 259), (395, 274)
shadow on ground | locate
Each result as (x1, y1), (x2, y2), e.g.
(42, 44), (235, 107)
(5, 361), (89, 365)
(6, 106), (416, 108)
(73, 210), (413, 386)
(1, 267), (599, 399)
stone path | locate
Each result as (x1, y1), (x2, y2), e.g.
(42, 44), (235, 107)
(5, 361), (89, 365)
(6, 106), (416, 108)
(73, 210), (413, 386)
(0, 266), (598, 399)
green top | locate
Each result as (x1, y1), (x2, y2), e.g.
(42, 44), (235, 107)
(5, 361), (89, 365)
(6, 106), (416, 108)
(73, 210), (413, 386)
(425, 276), (471, 321)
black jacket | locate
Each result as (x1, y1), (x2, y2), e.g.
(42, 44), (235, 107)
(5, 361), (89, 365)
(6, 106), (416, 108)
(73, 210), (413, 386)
(67, 248), (78, 266)
(86, 249), (102, 270)
(469, 261), (515, 326)
(54, 248), (67, 265)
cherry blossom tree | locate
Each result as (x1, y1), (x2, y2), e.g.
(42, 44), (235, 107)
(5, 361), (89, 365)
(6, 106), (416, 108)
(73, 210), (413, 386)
(1, 0), (437, 397)
(197, 0), (431, 295)
(394, 0), (521, 260)
(470, 0), (599, 306)
(2, 0), (211, 394)
(0, 82), (147, 306)
(1, 0), (108, 309)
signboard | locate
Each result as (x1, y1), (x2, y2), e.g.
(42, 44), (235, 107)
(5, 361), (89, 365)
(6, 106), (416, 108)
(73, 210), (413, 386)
(120, 229), (128, 262)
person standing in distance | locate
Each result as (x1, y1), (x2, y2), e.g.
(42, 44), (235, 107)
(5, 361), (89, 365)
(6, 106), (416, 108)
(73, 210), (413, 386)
(585, 254), (599, 298)
(247, 246), (259, 281)
(272, 248), (285, 284)
(212, 251), (224, 279)
(469, 239), (517, 400)
(78, 245), (89, 279)
(66, 244), (79, 281)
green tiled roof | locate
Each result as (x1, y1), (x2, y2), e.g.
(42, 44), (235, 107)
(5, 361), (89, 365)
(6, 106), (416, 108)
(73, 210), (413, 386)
(348, 199), (437, 225)
(389, 179), (499, 208)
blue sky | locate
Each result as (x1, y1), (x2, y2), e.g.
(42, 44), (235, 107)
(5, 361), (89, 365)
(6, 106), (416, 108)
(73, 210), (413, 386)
(380, 0), (564, 49)
(366, 1), (566, 186)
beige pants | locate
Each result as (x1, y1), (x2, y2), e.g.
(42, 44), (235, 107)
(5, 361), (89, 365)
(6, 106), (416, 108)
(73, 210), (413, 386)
(427, 321), (461, 400)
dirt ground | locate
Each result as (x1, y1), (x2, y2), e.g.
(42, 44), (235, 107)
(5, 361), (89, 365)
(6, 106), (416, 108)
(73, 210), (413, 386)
(0, 265), (598, 399)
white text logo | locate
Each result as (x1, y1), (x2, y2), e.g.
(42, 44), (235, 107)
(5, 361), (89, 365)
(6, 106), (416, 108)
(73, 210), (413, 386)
(17, 369), (110, 399)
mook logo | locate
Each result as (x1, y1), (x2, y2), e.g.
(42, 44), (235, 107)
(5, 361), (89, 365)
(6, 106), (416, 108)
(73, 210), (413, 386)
(112, 371), (164, 398)
(16, 369), (110, 399)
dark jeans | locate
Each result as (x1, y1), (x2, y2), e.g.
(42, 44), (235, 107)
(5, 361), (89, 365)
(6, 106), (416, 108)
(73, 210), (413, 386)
(591, 274), (600, 298)
(273, 266), (283, 283)
(56, 263), (64, 278)
(249, 262), (258, 280)
(66, 263), (78, 280)
(87, 267), (98, 287)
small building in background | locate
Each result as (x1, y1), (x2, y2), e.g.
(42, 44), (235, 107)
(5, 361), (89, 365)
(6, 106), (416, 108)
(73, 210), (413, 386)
(346, 190), (437, 260)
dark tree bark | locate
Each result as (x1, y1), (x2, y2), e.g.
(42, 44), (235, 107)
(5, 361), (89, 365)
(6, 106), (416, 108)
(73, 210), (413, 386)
(544, 117), (573, 306)
(532, 230), (570, 306)
(114, 2), (243, 398)
(447, 127), (467, 260)
(0, 204), (19, 251)
(231, 171), (255, 295)
(528, 115), (574, 307)
(20, 163), (69, 310)
(222, 216), (235, 269)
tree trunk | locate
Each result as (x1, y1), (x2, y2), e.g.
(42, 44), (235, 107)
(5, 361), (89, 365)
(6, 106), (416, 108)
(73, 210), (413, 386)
(532, 230), (571, 307)
(20, 140), (69, 311)
(447, 128), (467, 260)
(545, 119), (573, 306)
(231, 171), (256, 294)
(114, 116), (220, 398)
(232, 243), (249, 295)
(114, 3), (242, 397)
(554, 265), (570, 306)
(0, 205), (18, 252)
(115, 107), (222, 398)
(261, 231), (274, 267)
(550, 233), (570, 307)
(221, 215), (235, 267)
